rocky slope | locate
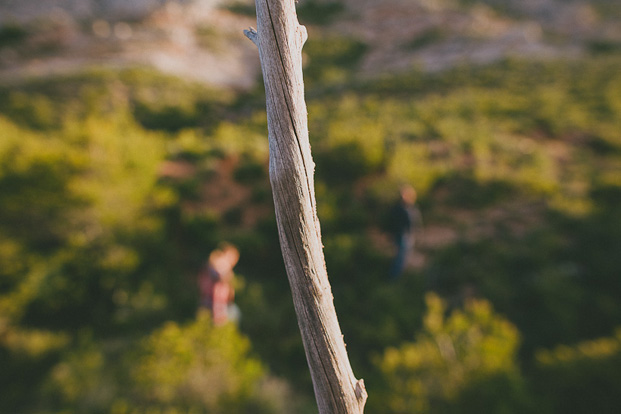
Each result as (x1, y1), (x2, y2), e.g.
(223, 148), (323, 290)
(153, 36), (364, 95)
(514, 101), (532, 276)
(0, 0), (259, 88)
(0, 0), (619, 88)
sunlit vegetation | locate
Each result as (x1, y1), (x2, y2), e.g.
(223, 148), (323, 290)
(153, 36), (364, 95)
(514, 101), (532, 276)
(374, 294), (529, 414)
(1, 35), (621, 413)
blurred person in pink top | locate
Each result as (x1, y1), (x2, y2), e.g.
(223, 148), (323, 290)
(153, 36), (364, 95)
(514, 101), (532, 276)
(198, 243), (240, 325)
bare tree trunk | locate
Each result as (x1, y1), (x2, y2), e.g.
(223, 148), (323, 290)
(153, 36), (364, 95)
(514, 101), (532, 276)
(244, 1), (367, 413)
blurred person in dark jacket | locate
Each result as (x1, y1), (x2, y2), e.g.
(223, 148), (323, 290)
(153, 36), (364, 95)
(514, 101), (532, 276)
(387, 185), (422, 279)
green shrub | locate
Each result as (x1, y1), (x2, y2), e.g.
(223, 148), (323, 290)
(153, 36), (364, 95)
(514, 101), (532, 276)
(225, 1), (256, 17)
(315, 118), (386, 182)
(373, 294), (529, 414)
(43, 315), (296, 414)
(297, 1), (345, 26)
(534, 329), (621, 414)
(0, 23), (28, 47)
(303, 35), (367, 86)
(1, 92), (57, 129)
(234, 157), (267, 184)
(129, 313), (268, 412)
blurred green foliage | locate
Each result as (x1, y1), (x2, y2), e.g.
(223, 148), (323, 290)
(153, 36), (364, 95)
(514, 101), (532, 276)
(125, 312), (293, 414)
(297, 1), (345, 26)
(1, 38), (621, 414)
(0, 23), (28, 47)
(534, 329), (621, 414)
(373, 294), (531, 414)
(303, 35), (368, 89)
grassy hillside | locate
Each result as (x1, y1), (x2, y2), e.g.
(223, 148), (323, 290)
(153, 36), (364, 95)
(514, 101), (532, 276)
(1, 1), (621, 413)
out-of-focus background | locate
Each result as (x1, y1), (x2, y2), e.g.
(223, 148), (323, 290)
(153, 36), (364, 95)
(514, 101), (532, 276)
(1, 0), (620, 413)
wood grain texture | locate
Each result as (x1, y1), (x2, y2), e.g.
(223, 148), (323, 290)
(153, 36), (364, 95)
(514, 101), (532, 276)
(245, 1), (367, 413)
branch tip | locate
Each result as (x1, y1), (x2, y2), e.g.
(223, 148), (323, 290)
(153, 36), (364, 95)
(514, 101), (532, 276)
(244, 27), (258, 46)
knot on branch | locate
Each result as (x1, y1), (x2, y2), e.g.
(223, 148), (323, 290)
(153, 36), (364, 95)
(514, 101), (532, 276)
(298, 24), (308, 46)
(355, 378), (368, 405)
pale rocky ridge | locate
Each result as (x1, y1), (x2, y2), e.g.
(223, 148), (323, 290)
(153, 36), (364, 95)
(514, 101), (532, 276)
(0, 0), (619, 88)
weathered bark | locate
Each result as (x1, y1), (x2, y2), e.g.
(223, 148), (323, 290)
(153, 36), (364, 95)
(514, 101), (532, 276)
(244, 1), (367, 413)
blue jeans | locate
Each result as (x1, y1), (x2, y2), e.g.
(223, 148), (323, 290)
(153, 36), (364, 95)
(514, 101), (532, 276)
(390, 233), (413, 280)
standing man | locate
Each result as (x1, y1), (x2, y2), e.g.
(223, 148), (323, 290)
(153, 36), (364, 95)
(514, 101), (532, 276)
(388, 185), (422, 279)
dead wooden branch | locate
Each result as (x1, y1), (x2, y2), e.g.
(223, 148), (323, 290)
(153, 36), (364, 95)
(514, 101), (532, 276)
(244, 1), (367, 413)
